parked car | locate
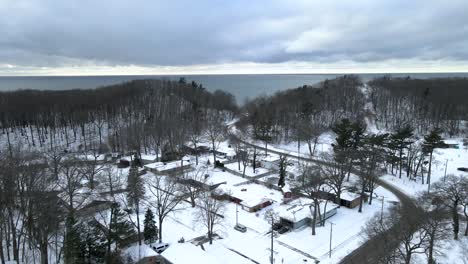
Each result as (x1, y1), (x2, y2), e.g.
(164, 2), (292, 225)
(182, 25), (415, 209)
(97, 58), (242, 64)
(457, 167), (468, 172)
(234, 224), (247, 233)
(272, 223), (282, 231)
(278, 226), (290, 234)
(152, 242), (170, 253)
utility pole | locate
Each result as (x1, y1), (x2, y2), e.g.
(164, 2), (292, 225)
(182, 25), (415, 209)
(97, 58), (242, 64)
(329, 222), (335, 258)
(380, 196), (385, 224)
(236, 203), (239, 225)
(443, 159), (448, 182)
(271, 220), (274, 264)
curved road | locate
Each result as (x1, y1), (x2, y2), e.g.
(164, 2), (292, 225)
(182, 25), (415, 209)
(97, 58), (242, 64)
(238, 139), (420, 263)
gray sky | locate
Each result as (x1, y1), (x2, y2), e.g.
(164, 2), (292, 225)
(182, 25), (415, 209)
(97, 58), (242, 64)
(1, 0), (468, 75)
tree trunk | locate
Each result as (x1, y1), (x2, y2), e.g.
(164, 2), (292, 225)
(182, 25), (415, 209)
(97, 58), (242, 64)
(40, 241), (48, 264)
(453, 201), (459, 240)
(428, 231), (435, 264)
(158, 218), (163, 243)
(136, 203), (141, 246)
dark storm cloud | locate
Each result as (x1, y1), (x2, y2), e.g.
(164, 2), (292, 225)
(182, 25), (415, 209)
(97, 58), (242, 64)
(1, 0), (467, 68)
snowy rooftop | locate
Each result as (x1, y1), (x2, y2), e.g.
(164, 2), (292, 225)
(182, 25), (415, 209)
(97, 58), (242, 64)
(144, 159), (191, 171)
(221, 183), (283, 208)
(161, 243), (219, 264)
(124, 244), (158, 261)
(261, 154), (280, 162)
(340, 191), (361, 201)
(274, 198), (338, 222)
(140, 154), (158, 161)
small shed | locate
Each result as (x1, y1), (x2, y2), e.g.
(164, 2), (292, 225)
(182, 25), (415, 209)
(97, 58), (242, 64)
(340, 191), (366, 208)
(260, 155), (280, 170)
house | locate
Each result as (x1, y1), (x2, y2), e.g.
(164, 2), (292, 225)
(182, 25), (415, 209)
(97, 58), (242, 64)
(218, 183), (283, 212)
(76, 200), (116, 217)
(276, 198), (338, 229)
(144, 158), (192, 175)
(339, 191), (367, 208)
(260, 154), (280, 170)
(158, 243), (219, 264)
(140, 154), (159, 164)
(124, 244), (159, 264)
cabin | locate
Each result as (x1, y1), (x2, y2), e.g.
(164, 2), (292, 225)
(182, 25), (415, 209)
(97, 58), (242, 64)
(276, 198), (338, 229)
(339, 191), (366, 208)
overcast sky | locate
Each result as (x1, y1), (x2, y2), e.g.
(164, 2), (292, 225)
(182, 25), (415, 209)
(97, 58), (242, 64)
(1, 0), (468, 75)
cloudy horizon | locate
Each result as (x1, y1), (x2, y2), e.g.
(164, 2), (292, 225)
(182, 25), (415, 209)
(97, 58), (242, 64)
(1, 0), (468, 75)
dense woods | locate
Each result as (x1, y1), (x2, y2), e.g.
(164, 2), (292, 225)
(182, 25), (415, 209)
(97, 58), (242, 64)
(0, 79), (237, 158)
(369, 76), (468, 135)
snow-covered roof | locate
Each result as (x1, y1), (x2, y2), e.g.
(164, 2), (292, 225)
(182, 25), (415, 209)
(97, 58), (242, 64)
(140, 154), (158, 161)
(261, 154), (280, 162)
(275, 198), (338, 223)
(161, 243), (219, 264)
(221, 183), (283, 208)
(124, 244), (158, 261)
(340, 191), (360, 201)
(144, 159), (192, 171)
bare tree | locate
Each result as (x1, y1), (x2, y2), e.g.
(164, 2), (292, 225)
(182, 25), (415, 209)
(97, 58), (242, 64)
(57, 158), (85, 213)
(264, 209), (279, 264)
(300, 165), (328, 235)
(147, 175), (183, 243)
(432, 175), (467, 240)
(206, 111), (226, 166)
(179, 166), (208, 207)
(195, 191), (225, 245)
(417, 192), (450, 264)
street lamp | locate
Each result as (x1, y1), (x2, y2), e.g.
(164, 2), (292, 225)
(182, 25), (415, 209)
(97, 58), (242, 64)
(329, 222), (335, 258)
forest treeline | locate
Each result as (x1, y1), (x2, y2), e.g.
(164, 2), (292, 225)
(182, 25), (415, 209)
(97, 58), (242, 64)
(369, 76), (468, 135)
(0, 79), (237, 157)
(240, 75), (468, 146)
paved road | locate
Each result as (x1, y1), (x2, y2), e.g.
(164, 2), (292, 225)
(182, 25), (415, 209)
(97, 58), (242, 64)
(237, 138), (420, 264)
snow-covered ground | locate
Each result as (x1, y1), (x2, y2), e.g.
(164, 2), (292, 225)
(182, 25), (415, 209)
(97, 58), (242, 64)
(382, 138), (468, 197)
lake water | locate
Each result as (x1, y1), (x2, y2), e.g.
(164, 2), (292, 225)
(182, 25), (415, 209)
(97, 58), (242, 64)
(1, 73), (467, 104)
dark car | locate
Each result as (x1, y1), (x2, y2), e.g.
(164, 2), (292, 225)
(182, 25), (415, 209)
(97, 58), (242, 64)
(278, 226), (290, 234)
(272, 223), (282, 231)
(457, 167), (468, 172)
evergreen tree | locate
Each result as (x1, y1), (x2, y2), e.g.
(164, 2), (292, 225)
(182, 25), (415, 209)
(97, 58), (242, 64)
(277, 155), (287, 188)
(423, 128), (444, 191)
(127, 165), (145, 245)
(110, 203), (137, 248)
(82, 221), (107, 263)
(64, 216), (85, 264)
(143, 208), (158, 243)
(332, 119), (366, 180)
(390, 125), (414, 178)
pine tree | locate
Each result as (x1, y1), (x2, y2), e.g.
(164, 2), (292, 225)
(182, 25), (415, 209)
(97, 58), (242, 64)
(110, 203), (137, 248)
(82, 221), (107, 263)
(423, 128), (444, 191)
(64, 216), (85, 264)
(390, 125), (414, 178)
(277, 155), (287, 188)
(127, 165), (145, 245)
(143, 208), (158, 243)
